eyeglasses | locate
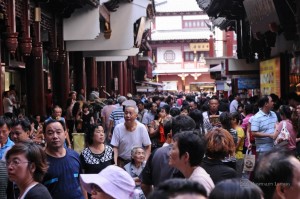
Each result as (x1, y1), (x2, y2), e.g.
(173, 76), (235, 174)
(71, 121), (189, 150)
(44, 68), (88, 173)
(6, 159), (31, 168)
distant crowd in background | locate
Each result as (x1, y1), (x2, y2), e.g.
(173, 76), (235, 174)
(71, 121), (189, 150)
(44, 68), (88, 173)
(1, 87), (300, 199)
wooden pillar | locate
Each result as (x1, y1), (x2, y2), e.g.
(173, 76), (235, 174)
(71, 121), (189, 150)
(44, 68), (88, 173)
(0, 34), (3, 114)
(123, 61), (128, 95)
(72, 52), (86, 98)
(98, 62), (106, 98)
(6, 0), (18, 55)
(85, 57), (97, 96)
(106, 61), (113, 95)
(26, 6), (45, 116)
(209, 35), (214, 57)
(118, 61), (124, 95)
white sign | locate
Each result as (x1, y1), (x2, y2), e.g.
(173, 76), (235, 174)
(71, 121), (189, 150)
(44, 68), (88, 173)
(162, 81), (178, 91)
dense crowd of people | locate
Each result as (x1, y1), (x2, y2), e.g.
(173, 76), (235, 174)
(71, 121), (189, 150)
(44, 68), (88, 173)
(1, 89), (300, 199)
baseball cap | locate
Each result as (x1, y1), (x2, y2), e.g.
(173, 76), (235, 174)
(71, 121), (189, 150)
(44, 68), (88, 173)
(80, 165), (135, 198)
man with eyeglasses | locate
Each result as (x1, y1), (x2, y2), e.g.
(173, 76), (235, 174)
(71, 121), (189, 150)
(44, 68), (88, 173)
(0, 116), (14, 160)
(42, 119), (84, 199)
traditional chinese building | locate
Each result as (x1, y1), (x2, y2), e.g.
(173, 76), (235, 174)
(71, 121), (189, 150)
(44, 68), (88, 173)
(150, 0), (215, 93)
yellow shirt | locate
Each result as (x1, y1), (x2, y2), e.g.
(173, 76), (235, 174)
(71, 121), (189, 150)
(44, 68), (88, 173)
(236, 126), (245, 159)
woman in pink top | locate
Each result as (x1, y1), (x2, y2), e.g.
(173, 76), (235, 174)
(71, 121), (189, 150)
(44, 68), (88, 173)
(273, 105), (297, 153)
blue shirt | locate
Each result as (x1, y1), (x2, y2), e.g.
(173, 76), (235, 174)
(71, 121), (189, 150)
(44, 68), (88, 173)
(43, 148), (84, 199)
(0, 138), (14, 160)
(251, 110), (278, 152)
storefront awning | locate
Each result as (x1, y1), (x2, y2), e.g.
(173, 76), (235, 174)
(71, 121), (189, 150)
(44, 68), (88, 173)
(208, 64), (222, 72)
(135, 81), (164, 87)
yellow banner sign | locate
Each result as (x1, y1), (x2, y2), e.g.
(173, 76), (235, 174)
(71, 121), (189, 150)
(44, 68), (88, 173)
(189, 43), (209, 52)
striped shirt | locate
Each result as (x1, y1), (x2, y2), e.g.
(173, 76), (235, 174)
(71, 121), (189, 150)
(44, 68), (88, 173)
(250, 110), (278, 152)
(109, 106), (124, 127)
(0, 160), (7, 199)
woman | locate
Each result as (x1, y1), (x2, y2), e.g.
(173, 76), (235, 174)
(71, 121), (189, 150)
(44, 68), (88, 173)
(80, 124), (113, 174)
(230, 112), (245, 177)
(273, 105), (297, 153)
(80, 165), (135, 199)
(201, 128), (237, 184)
(189, 109), (206, 135)
(169, 131), (215, 194)
(148, 107), (169, 150)
(81, 103), (94, 133)
(6, 141), (52, 199)
(124, 147), (146, 199)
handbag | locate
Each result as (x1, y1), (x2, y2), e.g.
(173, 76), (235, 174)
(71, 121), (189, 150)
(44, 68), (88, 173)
(243, 150), (256, 172)
(274, 121), (290, 147)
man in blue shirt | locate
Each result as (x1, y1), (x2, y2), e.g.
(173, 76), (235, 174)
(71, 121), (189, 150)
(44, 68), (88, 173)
(251, 95), (277, 156)
(0, 116), (14, 160)
(43, 119), (84, 199)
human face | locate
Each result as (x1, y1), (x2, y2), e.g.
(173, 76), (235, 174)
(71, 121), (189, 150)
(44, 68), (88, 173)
(11, 124), (30, 143)
(36, 116), (41, 123)
(0, 124), (10, 145)
(90, 184), (113, 199)
(151, 103), (158, 114)
(169, 141), (185, 170)
(124, 107), (138, 122)
(138, 103), (144, 112)
(53, 108), (62, 118)
(189, 102), (197, 111)
(6, 153), (33, 186)
(133, 148), (145, 164)
(267, 96), (274, 110)
(180, 109), (188, 116)
(209, 99), (219, 113)
(282, 157), (300, 199)
(159, 109), (167, 119)
(44, 122), (66, 149)
(93, 126), (105, 144)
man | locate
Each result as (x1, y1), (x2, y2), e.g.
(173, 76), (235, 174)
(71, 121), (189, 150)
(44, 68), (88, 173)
(45, 106), (72, 148)
(253, 149), (300, 199)
(137, 100), (147, 122)
(250, 95), (277, 155)
(101, 98), (116, 134)
(0, 117), (13, 160)
(189, 100), (198, 112)
(229, 93), (241, 113)
(202, 96), (222, 132)
(42, 119), (84, 199)
(140, 115), (196, 197)
(10, 118), (31, 143)
(111, 105), (151, 167)
(142, 102), (157, 128)
(108, 96), (127, 138)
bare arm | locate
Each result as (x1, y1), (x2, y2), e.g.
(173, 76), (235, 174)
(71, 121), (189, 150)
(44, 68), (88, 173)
(108, 120), (114, 139)
(141, 184), (153, 198)
(252, 131), (273, 138)
(144, 145), (151, 161)
(113, 146), (118, 165)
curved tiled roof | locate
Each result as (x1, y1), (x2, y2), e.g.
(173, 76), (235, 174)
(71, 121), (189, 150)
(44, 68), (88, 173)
(151, 30), (211, 40)
(155, 0), (203, 13)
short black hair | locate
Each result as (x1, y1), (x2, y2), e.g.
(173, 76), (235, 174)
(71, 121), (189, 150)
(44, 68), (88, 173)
(0, 116), (12, 128)
(173, 131), (206, 166)
(11, 117), (31, 132)
(209, 178), (263, 199)
(85, 124), (103, 145)
(148, 178), (207, 199)
(170, 108), (180, 117)
(257, 95), (270, 108)
(171, 115), (196, 135)
(253, 149), (294, 199)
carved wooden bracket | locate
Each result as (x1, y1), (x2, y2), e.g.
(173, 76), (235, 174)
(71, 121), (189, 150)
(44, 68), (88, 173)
(99, 5), (111, 39)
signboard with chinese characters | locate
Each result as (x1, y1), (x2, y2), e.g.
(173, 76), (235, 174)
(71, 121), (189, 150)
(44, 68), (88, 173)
(260, 57), (281, 97)
(238, 77), (260, 89)
(189, 43), (209, 52)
